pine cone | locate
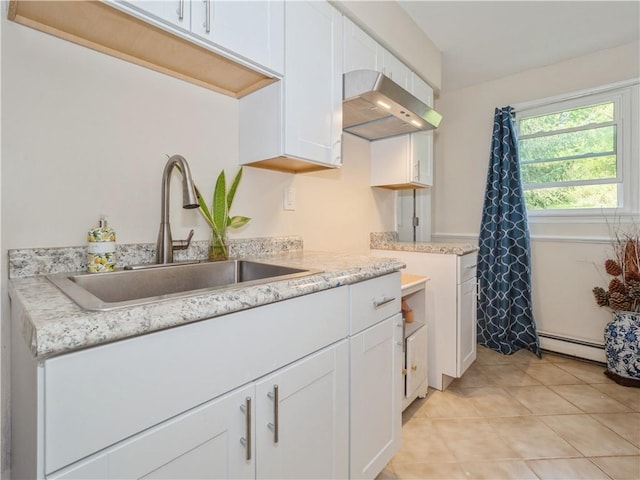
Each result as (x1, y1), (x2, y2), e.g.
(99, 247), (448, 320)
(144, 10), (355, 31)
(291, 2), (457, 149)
(628, 280), (640, 300)
(593, 287), (610, 307)
(609, 278), (627, 295)
(605, 259), (623, 276)
(609, 291), (631, 311)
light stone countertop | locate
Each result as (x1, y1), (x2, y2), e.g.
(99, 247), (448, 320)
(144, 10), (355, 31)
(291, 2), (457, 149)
(9, 250), (405, 360)
(370, 232), (478, 256)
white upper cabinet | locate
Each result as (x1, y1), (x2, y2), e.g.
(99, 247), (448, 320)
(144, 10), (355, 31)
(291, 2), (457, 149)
(380, 48), (411, 90)
(343, 17), (380, 72)
(122, 0), (191, 31)
(191, 1), (284, 74)
(411, 73), (434, 107)
(370, 131), (433, 189)
(239, 1), (343, 173)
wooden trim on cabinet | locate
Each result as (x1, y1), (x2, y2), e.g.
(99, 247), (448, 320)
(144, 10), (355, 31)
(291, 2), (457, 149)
(7, 0), (276, 98)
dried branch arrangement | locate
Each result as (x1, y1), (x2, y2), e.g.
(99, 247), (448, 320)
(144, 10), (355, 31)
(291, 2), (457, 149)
(593, 225), (640, 313)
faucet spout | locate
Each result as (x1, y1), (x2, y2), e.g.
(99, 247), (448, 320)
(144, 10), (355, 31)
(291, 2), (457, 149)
(157, 155), (199, 264)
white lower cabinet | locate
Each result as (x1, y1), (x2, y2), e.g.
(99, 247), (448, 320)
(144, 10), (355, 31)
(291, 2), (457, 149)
(50, 342), (348, 480)
(255, 342), (349, 479)
(49, 383), (255, 479)
(405, 325), (428, 403)
(349, 315), (402, 479)
(371, 250), (478, 391)
(349, 272), (402, 479)
(14, 274), (403, 480)
(458, 277), (478, 375)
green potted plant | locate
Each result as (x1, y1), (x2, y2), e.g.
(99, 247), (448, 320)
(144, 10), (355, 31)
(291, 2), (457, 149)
(196, 168), (250, 261)
(592, 226), (640, 387)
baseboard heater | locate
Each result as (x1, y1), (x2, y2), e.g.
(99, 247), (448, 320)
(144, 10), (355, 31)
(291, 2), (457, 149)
(538, 331), (606, 364)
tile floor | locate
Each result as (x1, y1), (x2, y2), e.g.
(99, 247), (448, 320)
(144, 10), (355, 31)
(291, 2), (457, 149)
(378, 346), (640, 479)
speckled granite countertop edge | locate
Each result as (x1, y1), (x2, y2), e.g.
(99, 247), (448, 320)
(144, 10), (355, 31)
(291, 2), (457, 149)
(9, 251), (405, 360)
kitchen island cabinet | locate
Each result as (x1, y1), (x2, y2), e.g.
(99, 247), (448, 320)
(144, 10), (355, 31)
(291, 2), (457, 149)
(371, 239), (478, 391)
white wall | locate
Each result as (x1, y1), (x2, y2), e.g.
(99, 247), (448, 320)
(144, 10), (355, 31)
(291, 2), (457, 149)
(1, 15), (395, 254)
(0, 13), (397, 477)
(434, 41), (640, 352)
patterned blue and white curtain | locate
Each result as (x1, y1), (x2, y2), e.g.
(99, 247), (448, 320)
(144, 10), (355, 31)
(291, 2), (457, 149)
(477, 106), (541, 357)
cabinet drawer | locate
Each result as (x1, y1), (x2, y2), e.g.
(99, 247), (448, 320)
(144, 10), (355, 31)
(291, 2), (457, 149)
(458, 252), (478, 284)
(350, 272), (401, 334)
(43, 286), (348, 474)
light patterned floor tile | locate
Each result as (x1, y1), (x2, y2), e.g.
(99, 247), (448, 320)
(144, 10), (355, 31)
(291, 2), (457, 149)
(411, 388), (481, 419)
(392, 417), (457, 465)
(383, 347), (640, 480)
(432, 418), (520, 462)
(460, 460), (539, 479)
(477, 364), (542, 387)
(523, 363), (585, 385)
(448, 363), (497, 389)
(392, 462), (467, 479)
(589, 456), (640, 480)
(555, 361), (614, 384)
(505, 385), (582, 415)
(487, 416), (581, 459)
(461, 386), (533, 417)
(550, 384), (633, 413)
(527, 458), (610, 479)
(591, 383), (640, 412)
(539, 414), (639, 457)
(590, 413), (640, 447)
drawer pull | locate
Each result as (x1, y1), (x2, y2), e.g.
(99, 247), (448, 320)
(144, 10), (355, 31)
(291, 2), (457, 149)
(203, 0), (211, 33)
(465, 264), (478, 270)
(240, 397), (252, 461)
(373, 296), (396, 308)
(176, 0), (185, 20)
(267, 384), (279, 444)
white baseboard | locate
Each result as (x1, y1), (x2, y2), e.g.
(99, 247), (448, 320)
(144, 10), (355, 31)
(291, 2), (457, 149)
(539, 334), (606, 364)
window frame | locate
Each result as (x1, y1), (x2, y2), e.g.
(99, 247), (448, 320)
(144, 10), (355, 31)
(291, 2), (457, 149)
(513, 80), (639, 223)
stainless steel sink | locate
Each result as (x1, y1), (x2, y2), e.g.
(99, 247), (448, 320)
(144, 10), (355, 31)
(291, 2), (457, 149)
(47, 260), (321, 311)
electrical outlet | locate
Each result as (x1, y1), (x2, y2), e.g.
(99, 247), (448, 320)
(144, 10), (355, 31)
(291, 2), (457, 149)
(283, 186), (296, 211)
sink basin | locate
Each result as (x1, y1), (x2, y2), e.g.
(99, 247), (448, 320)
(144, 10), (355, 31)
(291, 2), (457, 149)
(47, 260), (321, 311)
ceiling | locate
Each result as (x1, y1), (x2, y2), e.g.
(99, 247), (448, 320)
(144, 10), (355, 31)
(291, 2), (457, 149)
(397, 1), (640, 92)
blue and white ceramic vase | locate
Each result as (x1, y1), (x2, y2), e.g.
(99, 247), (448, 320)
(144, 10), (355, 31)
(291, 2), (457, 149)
(604, 310), (640, 387)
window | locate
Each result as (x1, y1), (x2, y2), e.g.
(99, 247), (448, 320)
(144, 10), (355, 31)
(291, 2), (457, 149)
(515, 82), (638, 218)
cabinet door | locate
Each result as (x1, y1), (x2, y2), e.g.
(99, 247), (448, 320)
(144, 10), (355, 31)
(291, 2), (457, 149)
(381, 48), (411, 90)
(343, 16), (380, 72)
(191, 0), (284, 74)
(256, 341), (349, 480)
(284, 1), (343, 166)
(121, 0), (190, 30)
(48, 385), (255, 480)
(411, 131), (433, 186)
(406, 325), (428, 400)
(350, 315), (402, 479)
(410, 73), (434, 107)
(457, 277), (478, 376)
(371, 133), (432, 187)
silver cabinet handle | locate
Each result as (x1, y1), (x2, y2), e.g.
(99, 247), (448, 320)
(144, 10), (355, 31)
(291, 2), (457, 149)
(176, 0), (184, 20)
(465, 264), (478, 270)
(373, 296), (396, 308)
(203, 0), (210, 33)
(267, 384), (279, 443)
(240, 397), (252, 461)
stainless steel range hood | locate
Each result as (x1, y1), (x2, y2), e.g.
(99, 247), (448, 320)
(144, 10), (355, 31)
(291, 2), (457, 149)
(343, 70), (442, 141)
